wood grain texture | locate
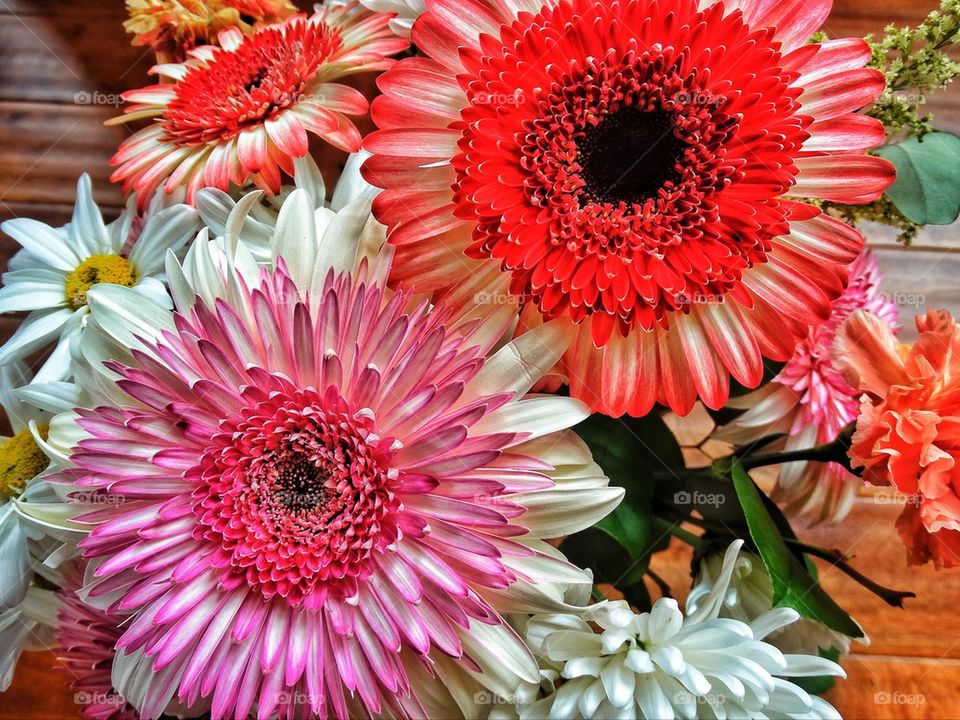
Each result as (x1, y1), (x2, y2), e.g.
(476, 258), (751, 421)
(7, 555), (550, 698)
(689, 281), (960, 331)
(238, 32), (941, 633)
(2, 0), (960, 717)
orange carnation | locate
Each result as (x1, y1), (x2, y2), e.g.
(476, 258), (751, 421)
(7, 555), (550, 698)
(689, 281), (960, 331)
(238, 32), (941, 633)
(834, 309), (960, 568)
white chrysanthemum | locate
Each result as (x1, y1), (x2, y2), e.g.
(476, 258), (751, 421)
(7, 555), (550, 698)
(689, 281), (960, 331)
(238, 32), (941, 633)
(195, 151), (378, 262)
(520, 541), (844, 720)
(688, 546), (859, 657)
(357, 0), (425, 37)
(0, 175), (200, 381)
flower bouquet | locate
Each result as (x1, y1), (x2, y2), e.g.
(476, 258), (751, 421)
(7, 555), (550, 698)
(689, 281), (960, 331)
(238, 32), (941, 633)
(2, 0), (960, 718)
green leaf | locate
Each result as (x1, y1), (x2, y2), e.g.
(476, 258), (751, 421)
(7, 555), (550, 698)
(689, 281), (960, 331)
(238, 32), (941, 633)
(876, 132), (960, 225)
(575, 413), (684, 495)
(562, 413), (684, 589)
(730, 460), (864, 639)
(560, 527), (636, 585)
(595, 501), (652, 561)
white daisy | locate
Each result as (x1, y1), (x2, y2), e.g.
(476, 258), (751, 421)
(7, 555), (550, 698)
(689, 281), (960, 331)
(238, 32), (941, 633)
(688, 545), (859, 657)
(195, 151), (379, 262)
(0, 174), (200, 381)
(0, 363), (76, 611)
(520, 541), (845, 720)
(0, 581), (60, 691)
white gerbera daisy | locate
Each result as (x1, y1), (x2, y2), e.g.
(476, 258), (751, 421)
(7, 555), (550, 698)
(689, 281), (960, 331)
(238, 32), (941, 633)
(688, 545), (859, 657)
(195, 151), (379, 261)
(0, 175), (199, 381)
(521, 541), (845, 720)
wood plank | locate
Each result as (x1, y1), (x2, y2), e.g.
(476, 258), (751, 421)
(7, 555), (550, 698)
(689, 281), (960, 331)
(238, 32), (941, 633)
(870, 245), (960, 339)
(0, 102), (126, 208)
(0, 651), (78, 720)
(824, 655), (960, 720)
(0, 7), (153, 104)
(803, 498), (960, 661)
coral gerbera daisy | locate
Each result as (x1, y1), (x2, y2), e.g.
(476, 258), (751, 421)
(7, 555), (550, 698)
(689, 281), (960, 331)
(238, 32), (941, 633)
(715, 251), (898, 523)
(110, 4), (409, 211)
(363, 0), (895, 417)
(41, 192), (622, 719)
(124, 0), (297, 63)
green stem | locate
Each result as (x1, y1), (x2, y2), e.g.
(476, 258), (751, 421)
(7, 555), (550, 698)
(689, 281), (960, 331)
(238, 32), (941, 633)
(738, 426), (857, 475)
(646, 568), (672, 599)
(785, 539), (916, 608)
(659, 519), (703, 549)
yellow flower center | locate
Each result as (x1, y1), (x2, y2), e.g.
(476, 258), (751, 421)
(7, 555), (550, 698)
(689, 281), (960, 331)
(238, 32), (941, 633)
(0, 427), (48, 499)
(64, 255), (138, 309)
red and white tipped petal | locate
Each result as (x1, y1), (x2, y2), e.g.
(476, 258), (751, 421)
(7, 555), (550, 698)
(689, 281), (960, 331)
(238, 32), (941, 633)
(792, 155), (896, 203)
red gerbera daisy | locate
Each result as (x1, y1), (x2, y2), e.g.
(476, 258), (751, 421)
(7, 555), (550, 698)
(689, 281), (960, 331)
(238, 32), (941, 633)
(111, 3), (408, 210)
(362, 0), (896, 417)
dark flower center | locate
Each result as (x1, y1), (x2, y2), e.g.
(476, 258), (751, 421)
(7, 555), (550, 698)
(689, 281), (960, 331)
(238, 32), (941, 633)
(274, 455), (330, 513)
(577, 107), (685, 205)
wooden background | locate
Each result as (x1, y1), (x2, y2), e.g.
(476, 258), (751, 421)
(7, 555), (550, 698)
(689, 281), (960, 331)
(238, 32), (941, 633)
(1, 1), (959, 718)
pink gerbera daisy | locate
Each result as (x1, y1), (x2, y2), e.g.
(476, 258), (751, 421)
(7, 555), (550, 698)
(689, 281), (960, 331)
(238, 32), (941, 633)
(57, 566), (138, 720)
(362, 0), (895, 417)
(51, 193), (622, 719)
(110, 3), (408, 210)
(716, 252), (897, 523)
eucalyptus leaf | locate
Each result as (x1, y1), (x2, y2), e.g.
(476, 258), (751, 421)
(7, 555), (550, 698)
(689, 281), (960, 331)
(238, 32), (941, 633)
(876, 132), (960, 225)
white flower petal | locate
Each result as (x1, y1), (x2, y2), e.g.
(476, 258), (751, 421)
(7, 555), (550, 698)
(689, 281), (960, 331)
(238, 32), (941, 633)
(128, 204), (200, 273)
(1, 218), (80, 271)
(0, 307), (76, 365)
(69, 174), (111, 255)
